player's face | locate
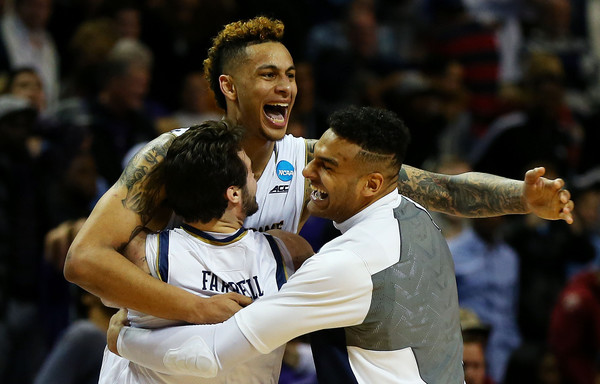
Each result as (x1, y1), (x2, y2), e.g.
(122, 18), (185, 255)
(232, 42), (296, 142)
(239, 150), (259, 217)
(302, 129), (368, 223)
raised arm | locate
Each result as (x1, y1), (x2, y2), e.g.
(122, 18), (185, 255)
(303, 139), (572, 222)
(397, 165), (574, 223)
(64, 133), (250, 324)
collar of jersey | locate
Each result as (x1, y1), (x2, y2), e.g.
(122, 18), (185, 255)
(180, 224), (248, 245)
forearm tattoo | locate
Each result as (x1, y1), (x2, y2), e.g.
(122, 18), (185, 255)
(398, 165), (525, 217)
(116, 134), (175, 225)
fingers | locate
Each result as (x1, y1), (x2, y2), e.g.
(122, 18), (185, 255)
(559, 208), (574, 224)
(226, 292), (253, 307)
(114, 308), (130, 325)
(558, 187), (571, 203)
(564, 200), (574, 223)
(524, 167), (546, 184)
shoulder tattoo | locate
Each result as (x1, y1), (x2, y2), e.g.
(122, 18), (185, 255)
(116, 134), (175, 223)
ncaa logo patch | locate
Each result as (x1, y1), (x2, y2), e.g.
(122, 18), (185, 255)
(276, 160), (294, 182)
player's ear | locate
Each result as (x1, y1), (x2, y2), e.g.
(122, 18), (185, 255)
(219, 75), (237, 102)
(226, 185), (242, 204)
(362, 173), (384, 196)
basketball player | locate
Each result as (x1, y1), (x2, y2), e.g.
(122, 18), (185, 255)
(65, 16), (574, 325)
(109, 106), (464, 383)
(99, 120), (313, 383)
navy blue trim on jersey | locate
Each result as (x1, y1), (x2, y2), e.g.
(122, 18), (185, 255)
(157, 231), (170, 282)
(263, 233), (287, 289)
(310, 328), (358, 384)
(181, 224), (247, 245)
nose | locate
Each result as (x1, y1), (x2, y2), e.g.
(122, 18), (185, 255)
(275, 77), (293, 97)
(302, 160), (315, 179)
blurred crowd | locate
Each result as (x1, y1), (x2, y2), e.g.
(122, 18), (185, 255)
(0, 0), (599, 383)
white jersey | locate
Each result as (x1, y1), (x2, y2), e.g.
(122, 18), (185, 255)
(99, 225), (294, 383)
(244, 134), (308, 234)
(117, 192), (464, 383)
(236, 191), (464, 383)
(168, 129), (308, 234)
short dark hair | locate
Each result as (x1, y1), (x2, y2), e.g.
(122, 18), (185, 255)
(164, 120), (246, 223)
(328, 106), (410, 171)
(203, 16), (285, 110)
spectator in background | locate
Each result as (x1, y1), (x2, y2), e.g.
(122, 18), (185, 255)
(2, 66), (45, 112)
(34, 289), (117, 384)
(141, 0), (240, 110)
(523, 0), (596, 115)
(290, 61), (319, 139)
(61, 18), (119, 99)
(85, 39), (158, 184)
(38, 147), (108, 347)
(0, 0), (60, 108)
(505, 163), (596, 349)
(563, 168), (600, 278)
(503, 343), (563, 384)
(460, 308), (495, 384)
(0, 94), (46, 384)
(470, 51), (582, 180)
(168, 70), (223, 131)
(1, 66), (46, 158)
(448, 215), (521, 383)
(426, 0), (502, 137)
(306, 0), (404, 128)
(381, 71), (446, 168)
(423, 56), (473, 162)
(549, 267), (600, 384)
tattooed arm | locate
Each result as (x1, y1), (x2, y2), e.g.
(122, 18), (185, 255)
(65, 133), (251, 324)
(397, 164), (574, 223)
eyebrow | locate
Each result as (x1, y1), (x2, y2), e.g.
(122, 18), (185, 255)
(257, 64), (296, 72)
(316, 155), (338, 167)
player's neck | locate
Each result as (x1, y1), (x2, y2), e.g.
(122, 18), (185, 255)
(226, 109), (274, 180)
(243, 136), (275, 180)
(185, 211), (244, 234)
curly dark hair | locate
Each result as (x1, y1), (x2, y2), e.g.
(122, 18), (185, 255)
(163, 120), (247, 223)
(328, 106), (411, 171)
(203, 16), (285, 110)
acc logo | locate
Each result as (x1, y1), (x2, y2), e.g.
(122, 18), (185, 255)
(276, 160), (294, 182)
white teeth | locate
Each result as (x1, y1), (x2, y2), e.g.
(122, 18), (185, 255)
(310, 186), (328, 200)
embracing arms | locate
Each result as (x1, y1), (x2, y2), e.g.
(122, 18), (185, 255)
(64, 133), (250, 324)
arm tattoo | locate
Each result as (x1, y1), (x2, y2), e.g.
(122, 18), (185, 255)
(398, 165), (525, 217)
(116, 133), (175, 225)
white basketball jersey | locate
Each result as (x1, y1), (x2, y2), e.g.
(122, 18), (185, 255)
(99, 225), (294, 384)
(243, 134), (308, 234)
(167, 129), (308, 234)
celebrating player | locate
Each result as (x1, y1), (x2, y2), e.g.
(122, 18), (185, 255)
(65, 16), (574, 326)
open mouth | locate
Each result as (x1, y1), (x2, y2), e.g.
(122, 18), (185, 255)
(263, 103), (288, 126)
(310, 186), (328, 201)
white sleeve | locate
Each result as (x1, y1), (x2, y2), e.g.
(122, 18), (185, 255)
(117, 317), (262, 377)
(117, 249), (372, 374)
(236, 249), (373, 353)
